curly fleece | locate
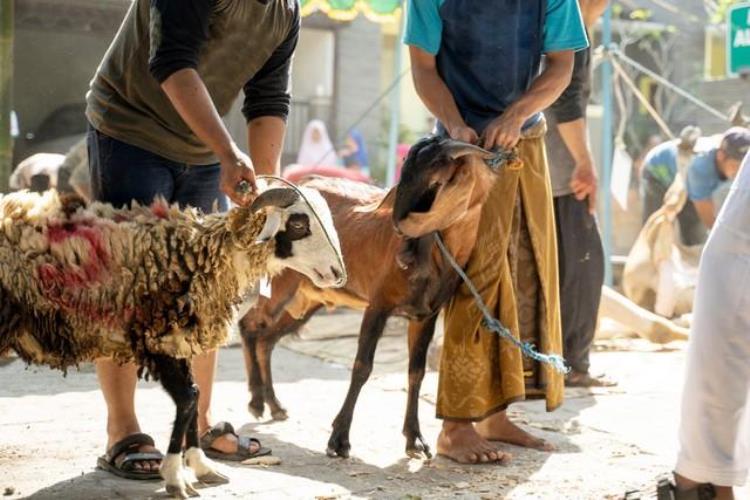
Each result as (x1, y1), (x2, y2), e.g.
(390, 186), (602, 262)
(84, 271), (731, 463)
(0, 191), (274, 377)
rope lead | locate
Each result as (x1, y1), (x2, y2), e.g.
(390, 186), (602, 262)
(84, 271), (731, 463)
(434, 233), (570, 375)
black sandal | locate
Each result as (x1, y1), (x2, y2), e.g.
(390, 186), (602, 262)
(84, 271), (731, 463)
(96, 433), (164, 480)
(625, 477), (717, 500)
(200, 421), (271, 461)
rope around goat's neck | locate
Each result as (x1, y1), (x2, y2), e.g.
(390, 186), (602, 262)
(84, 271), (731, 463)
(433, 232), (570, 374)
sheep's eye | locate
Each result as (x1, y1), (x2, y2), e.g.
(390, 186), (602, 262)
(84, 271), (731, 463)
(285, 214), (311, 241)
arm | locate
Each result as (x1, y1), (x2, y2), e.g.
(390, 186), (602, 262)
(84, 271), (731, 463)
(149, 0), (255, 205)
(409, 46), (478, 144)
(243, 5), (300, 176)
(483, 50), (575, 149)
(579, 0), (608, 29)
(692, 199), (716, 228)
(558, 118), (598, 212)
(549, 48), (597, 212)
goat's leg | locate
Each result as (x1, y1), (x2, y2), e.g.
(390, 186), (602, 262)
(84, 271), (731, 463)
(257, 335), (287, 421)
(154, 356), (200, 499)
(242, 334), (266, 419)
(403, 315), (437, 459)
(327, 308), (390, 458)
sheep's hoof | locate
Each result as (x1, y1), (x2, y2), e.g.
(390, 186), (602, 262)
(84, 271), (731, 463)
(248, 400), (265, 419)
(162, 453), (200, 499)
(197, 470), (229, 485)
(271, 408), (289, 421)
(166, 482), (199, 499)
(184, 448), (228, 486)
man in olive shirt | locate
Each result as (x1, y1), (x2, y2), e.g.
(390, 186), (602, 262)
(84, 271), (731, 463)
(87, 0), (299, 478)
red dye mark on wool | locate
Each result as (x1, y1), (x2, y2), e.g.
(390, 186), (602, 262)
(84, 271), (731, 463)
(150, 199), (169, 219)
(37, 221), (122, 325)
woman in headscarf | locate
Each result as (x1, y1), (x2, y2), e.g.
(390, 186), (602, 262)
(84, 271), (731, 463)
(296, 119), (339, 166)
(339, 128), (370, 175)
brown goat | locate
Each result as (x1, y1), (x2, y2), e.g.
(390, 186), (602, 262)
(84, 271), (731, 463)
(240, 136), (501, 459)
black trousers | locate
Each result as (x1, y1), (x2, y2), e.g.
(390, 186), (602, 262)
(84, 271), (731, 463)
(553, 194), (605, 374)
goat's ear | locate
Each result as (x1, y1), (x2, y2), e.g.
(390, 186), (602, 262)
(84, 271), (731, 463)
(256, 209), (282, 243)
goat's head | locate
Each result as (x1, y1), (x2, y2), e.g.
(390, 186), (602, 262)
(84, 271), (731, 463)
(392, 136), (497, 237)
(250, 183), (346, 289)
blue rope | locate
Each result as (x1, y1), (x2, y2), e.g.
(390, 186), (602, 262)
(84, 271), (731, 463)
(434, 233), (570, 374)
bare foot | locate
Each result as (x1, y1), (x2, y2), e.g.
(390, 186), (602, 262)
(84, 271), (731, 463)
(476, 411), (555, 451)
(199, 424), (260, 455)
(566, 371), (617, 388)
(107, 433), (161, 473)
(437, 421), (512, 464)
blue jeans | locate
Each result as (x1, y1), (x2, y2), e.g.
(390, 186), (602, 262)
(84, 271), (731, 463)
(87, 125), (228, 213)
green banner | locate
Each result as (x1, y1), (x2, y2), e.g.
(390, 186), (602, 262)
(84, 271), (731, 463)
(727, 2), (750, 76)
(300, 0), (402, 22)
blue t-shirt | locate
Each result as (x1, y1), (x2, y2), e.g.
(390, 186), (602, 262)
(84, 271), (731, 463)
(404, 0), (588, 134)
(642, 137), (724, 201)
(405, 0), (588, 55)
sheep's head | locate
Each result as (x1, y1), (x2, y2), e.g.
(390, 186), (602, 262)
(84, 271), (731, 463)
(250, 184), (346, 289)
(392, 136), (498, 237)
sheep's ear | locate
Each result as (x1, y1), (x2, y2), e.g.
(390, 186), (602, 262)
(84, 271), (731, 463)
(256, 210), (282, 243)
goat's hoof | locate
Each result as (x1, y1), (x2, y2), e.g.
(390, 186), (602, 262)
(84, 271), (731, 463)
(326, 435), (351, 458)
(406, 444), (433, 460)
(271, 408), (288, 421)
(326, 446), (350, 458)
(248, 400), (265, 419)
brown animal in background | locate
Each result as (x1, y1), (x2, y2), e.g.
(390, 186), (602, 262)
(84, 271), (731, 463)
(240, 136), (505, 459)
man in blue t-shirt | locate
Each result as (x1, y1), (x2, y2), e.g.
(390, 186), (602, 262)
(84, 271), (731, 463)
(405, 0), (587, 464)
(641, 127), (750, 245)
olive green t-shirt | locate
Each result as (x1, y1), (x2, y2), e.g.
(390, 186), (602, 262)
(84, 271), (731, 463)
(86, 0), (299, 165)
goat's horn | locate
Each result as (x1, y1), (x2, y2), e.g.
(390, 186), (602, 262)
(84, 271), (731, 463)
(250, 188), (300, 212)
(443, 140), (496, 160)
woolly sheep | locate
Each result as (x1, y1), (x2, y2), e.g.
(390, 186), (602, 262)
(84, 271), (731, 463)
(0, 184), (345, 498)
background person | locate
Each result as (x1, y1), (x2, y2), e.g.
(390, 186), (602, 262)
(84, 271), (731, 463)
(296, 119), (339, 167)
(640, 127), (750, 245)
(659, 150), (750, 500)
(544, 0), (613, 387)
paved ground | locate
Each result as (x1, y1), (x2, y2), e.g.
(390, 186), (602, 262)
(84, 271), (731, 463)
(1, 313), (747, 499)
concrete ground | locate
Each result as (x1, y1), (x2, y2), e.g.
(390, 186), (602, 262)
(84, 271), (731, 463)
(0, 312), (747, 499)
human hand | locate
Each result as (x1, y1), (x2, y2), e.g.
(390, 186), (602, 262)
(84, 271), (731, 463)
(482, 111), (525, 150)
(448, 124), (479, 144)
(219, 146), (257, 206)
(569, 162), (598, 214)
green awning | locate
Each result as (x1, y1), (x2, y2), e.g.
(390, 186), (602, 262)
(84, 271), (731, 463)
(300, 0), (402, 23)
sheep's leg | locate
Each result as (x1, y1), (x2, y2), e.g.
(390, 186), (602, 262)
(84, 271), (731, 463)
(183, 408), (228, 486)
(156, 356), (201, 499)
(403, 315), (438, 459)
(327, 307), (390, 458)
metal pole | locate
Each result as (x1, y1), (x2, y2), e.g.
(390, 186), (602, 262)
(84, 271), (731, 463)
(385, 8), (404, 187)
(0, 0), (13, 193)
(600, 5), (613, 286)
